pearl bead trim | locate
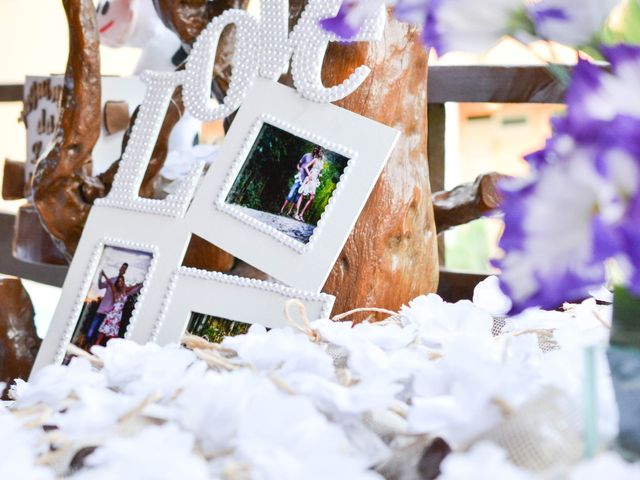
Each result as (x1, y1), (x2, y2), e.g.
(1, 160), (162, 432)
(184, 9), (260, 121)
(215, 113), (356, 254)
(149, 266), (336, 342)
(289, 0), (385, 103)
(53, 238), (159, 364)
(96, 71), (204, 218)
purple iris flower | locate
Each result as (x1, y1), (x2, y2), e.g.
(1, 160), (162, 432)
(320, 3), (360, 38)
(497, 46), (640, 313)
(319, 0), (387, 39)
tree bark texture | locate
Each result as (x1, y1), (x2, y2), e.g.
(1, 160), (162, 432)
(30, 0), (102, 261)
(0, 278), (39, 398)
(314, 12), (439, 315)
(433, 173), (504, 234)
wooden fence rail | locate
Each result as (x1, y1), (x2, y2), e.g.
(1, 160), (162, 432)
(0, 65), (569, 297)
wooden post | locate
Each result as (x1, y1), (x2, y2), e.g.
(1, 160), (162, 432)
(312, 11), (439, 315)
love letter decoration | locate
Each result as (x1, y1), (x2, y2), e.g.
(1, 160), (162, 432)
(31, 0), (399, 373)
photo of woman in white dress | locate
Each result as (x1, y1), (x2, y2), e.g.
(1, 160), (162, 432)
(225, 123), (349, 244)
(294, 146), (325, 221)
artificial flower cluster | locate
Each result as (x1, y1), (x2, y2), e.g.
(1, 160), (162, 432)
(321, 0), (620, 54)
(498, 45), (640, 312)
(1, 279), (636, 478)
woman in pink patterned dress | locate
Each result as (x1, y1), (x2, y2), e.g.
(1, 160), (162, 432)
(93, 273), (143, 346)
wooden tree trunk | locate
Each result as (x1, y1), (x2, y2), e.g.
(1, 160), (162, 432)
(30, 0), (102, 261)
(0, 278), (39, 397)
(313, 11), (439, 315)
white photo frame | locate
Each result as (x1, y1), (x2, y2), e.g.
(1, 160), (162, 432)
(31, 206), (194, 374)
(151, 267), (336, 345)
(187, 78), (400, 292)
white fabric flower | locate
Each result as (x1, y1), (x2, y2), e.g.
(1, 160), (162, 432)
(0, 410), (54, 480)
(53, 387), (144, 439)
(588, 285), (613, 303)
(553, 299), (611, 348)
(174, 370), (275, 454)
(235, 388), (383, 480)
(92, 339), (206, 402)
(0, 290), (624, 478)
(69, 423), (209, 480)
(286, 371), (402, 416)
(347, 341), (400, 382)
(438, 442), (536, 480)
(472, 275), (512, 316)
(314, 319), (416, 352)
(569, 452), (640, 480)
(11, 358), (105, 409)
(401, 294), (494, 348)
(501, 306), (566, 333)
(408, 335), (540, 446)
(222, 327), (335, 379)
(160, 144), (218, 181)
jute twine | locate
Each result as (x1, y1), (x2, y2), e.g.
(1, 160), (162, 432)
(284, 298), (399, 343)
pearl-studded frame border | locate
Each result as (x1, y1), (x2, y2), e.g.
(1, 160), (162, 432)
(52, 238), (159, 365)
(216, 114), (356, 254)
(150, 267), (335, 344)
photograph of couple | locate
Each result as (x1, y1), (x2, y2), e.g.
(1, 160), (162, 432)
(65, 246), (153, 363)
(225, 123), (349, 244)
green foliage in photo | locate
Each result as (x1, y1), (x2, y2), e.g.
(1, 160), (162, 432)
(187, 313), (251, 344)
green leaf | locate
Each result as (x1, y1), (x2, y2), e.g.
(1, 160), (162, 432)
(602, 0), (640, 45)
(611, 285), (640, 346)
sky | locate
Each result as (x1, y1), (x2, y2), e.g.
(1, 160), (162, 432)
(85, 246), (153, 301)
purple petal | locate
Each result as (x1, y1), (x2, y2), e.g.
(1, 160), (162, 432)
(591, 215), (622, 263)
(532, 7), (569, 25)
(320, 11), (360, 39)
(620, 194), (640, 293)
(525, 147), (552, 171)
(500, 266), (606, 314)
(395, 0), (430, 24)
(602, 44), (640, 73)
(319, 1), (366, 39)
(497, 191), (528, 252)
(420, 0), (446, 53)
(563, 58), (604, 133)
